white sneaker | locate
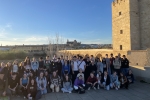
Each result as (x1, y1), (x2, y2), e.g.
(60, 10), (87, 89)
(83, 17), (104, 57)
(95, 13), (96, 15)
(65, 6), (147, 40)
(97, 86), (100, 89)
(69, 91), (72, 93)
(24, 96), (26, 99)
(93, 87), (96, 90)
(29, 97), (32, 100)
(115, 87), (118, 90)
(118, 86), (120, 89)
(88, 87), (91, 90)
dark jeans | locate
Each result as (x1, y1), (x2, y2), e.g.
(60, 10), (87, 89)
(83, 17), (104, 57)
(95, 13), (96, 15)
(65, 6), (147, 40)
(114, 69), (120, 75)
(86, 83), (98, 89)
(35, 90), (42, 100)
(120, 81), (129, 89)
(72, 71), (79, 85)
(110, 65), (114, 74)
(121, 68), (129, 76)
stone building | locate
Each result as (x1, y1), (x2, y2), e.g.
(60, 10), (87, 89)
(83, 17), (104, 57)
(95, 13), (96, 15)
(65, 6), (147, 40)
(112, 0), (150, 51)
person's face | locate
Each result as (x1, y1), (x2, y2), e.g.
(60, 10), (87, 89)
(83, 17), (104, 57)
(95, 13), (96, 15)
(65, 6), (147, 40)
(40, 72), (44, 77)
(45, 72), (48, 75)
(129, 70), (132, 74)
(23, 74), (27, 78)
(53, 72), (56, 76)
(8, 62), (11, 67)
(65, 76), (68, 80)
(120, 73), (123, 77)
(79, 69), (82, 73)
(33, 58), (36, 61)
(30, 72), (33, 76)
(99, 72), (101, 75)
(31, 79), (34, 84)
(12, 74), (16, 78)
(115, 57), (118, 60)
(104, 71), (107, 75)
(46, 56), (49, 60)
(106, 55), (108, 58)
(113, 72), (117, 75)
(14, 60), (18, 64)
(1, 62), (5, 67)
(90, 73), (94, 78)
(110, 54), (113, 57)
(22, 62), (24, 66)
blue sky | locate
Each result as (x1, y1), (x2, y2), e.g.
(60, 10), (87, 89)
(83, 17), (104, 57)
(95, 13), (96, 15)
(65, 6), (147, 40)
(0, 0), (113, 45)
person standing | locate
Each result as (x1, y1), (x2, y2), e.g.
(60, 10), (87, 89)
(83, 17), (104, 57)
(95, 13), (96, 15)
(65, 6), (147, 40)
(56, 58), (62, 78)
(31, 57), (39, 76)
(84, 57), (91, 82)
(121, 55), (129, 75)
(110, 53), (115, 74)
(71, 56), (79, 85)
(113, 56), (121, 75)
(77, 56), (86, 73)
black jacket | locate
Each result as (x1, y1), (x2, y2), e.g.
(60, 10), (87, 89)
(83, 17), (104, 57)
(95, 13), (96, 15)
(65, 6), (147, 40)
(101, 74), (110, 86)
(121, 58), (129, 68)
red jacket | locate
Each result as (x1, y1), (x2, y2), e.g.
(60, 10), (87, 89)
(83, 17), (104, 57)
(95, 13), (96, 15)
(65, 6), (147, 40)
(86, 76), (98, 83)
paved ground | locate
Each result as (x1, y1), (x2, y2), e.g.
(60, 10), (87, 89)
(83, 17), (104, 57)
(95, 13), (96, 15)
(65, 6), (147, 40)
(9, 82), (150, 100)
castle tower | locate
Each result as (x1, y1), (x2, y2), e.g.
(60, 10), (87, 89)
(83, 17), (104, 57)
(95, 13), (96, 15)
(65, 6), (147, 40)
(112, 0), (141, 51)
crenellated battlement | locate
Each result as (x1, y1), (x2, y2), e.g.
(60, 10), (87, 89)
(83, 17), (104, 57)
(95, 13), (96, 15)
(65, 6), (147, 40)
(112, 0), (126, 6)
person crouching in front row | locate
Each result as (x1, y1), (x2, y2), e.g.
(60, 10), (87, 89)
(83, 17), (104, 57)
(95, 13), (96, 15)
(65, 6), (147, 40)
(101, 70), (110, 90)
(86, 72), (98, 90)
(74, 75), (85, 93)
(61, 75), (73, 93)
(50, 71), (61, 92)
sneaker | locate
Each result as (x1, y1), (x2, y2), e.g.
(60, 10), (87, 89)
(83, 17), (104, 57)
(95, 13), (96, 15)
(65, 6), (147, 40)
(97, 86), (100, 89)
(93, 87), (96, 90)
(118, 86), (120, 89)
(69, 91), (72, 93)
(88, 87), (91, 90)
(115, 87), (118, 90)
(24, 96), (26, 99)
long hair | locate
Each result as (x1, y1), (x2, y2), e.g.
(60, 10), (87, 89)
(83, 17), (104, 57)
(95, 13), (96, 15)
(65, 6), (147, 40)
(24, 56), (31, 66)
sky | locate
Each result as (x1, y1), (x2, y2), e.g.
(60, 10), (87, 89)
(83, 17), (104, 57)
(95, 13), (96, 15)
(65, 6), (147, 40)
(0, 0), (113, 45)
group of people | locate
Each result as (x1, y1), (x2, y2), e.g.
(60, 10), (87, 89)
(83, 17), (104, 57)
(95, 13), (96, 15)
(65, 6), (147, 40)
(0, 53), (134, 100)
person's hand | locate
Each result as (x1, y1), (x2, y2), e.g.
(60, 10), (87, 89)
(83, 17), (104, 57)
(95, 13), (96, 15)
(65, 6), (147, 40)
(2, 91), (6, 96)
(12, 88), (15, 92)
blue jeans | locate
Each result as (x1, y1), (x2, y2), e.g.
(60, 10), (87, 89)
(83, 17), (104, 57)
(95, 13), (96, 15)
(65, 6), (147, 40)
(121, 68), (129, 75)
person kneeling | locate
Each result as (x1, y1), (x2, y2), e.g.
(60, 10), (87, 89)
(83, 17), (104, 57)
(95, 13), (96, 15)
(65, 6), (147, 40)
(110, 71), (120, 90)
(50, 71), (61, 92)
(74, 75), (85, 94)
(61, 75), (73, 93)
(27, 78), (37, 100)
(101, 71), (110, 90)
(86, 72), (98, 90)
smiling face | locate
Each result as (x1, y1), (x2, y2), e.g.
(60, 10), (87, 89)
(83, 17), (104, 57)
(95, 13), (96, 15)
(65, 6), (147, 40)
(1, 62), (5, 68)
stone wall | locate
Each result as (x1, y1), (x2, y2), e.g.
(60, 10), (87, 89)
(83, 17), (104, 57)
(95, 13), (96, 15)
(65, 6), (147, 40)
(112, 0), (131, 51)
(139, 0), (150, 49)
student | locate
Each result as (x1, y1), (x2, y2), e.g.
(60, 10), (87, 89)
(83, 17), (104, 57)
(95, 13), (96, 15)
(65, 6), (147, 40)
(36, 72), (47, 95)
(97, 71), (102, 89)
(8, 73), (19, 95)
(126, 69), (134, 84)
(38, 57), (45, 74)
(77, 56), (86, 73)
(119, 72), (128, 89)
(6, 62), (12, 78)
(44, 56), (51, 74)
(110, 71), (120, 90)
(84, 57), (91, 82)
(62, 60), (70, 78)
(12, 60), (19, 74)
(18, 61), (26, 78)
(86, 72), (98, 90)
(77, 68), (84, 82)
(90, 60), (97, 76)
(71, 56), (79, 85)
(61, 75), (73, 93)
(113, 56), (121, 75)
(0, 62), (9, 97)
(50, 59), (58, 74)
(60, 55), (65, 66)
(20, 73), (29, 98)
(121, 55), (129, 75)
(110, 53), (115, 74)
(24, 56), (31, 73)
(101, 71), (110, 90)
(105, 54), (111, 75)
(74, 75), (85, 93)
(102, 57), (107, 72)
(96, 58), (103, 73)
(31, 57), (39, 76)
(27, 78), (37, 100)
(57, 58), (62, 78)
(44, 71), (51, 93)
(50, 71), (61, 92)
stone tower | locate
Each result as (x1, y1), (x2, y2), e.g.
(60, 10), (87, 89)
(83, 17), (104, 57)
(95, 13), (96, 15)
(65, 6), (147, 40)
(112, 0), (150, 51)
